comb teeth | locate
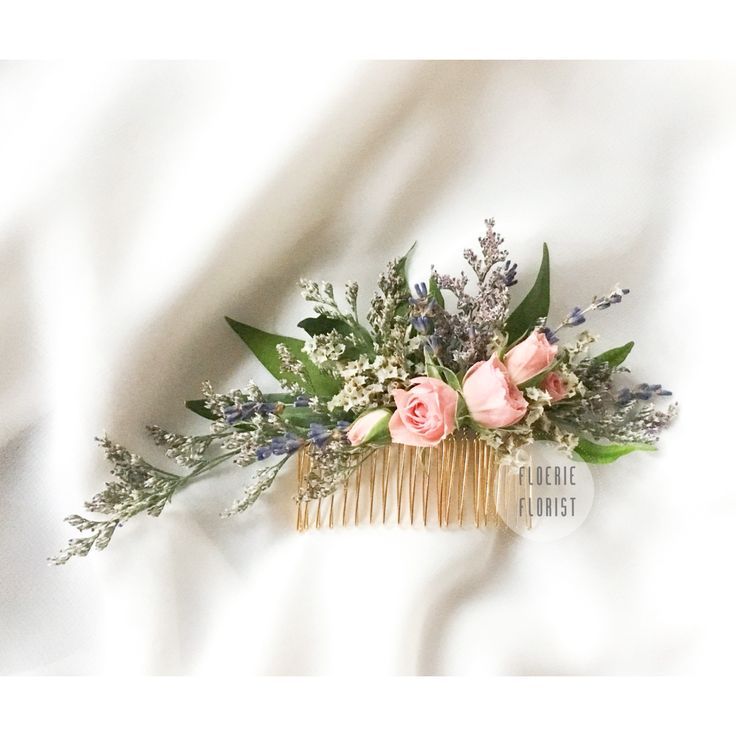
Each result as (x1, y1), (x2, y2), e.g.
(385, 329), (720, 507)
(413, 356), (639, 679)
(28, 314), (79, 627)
(295, 437), (532, 531)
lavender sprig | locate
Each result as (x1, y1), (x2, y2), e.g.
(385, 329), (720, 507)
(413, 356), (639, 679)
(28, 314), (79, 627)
(617, 383), (673, 404)
(554, 285), (630, 333)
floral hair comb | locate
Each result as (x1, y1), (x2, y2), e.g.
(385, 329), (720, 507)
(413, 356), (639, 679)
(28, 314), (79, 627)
(51, 219), (677, 563)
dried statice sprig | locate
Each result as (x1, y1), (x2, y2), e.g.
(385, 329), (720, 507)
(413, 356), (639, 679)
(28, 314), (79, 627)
(202, 379), (262, 419)
(299, 432), (369, 501)
(366, 255), (413, 359)
(345, 280), (360, 321)
(563, 330), (599, 360)
(301, 254), (428, 418)
(147, 425), (221, 467)
(52, 379), (318, 564)
(51, 370), (368, 563)
(201, 380), (289, 468)
(276, 343), (311, 394)
(551, 398), (678, 445)
(222, 456), (290, 517)
(50, 435), (238, 565)
(299, 278), (373, 352)
(547, 356), (678, 445)
(299, 279), (338, 315)
(431, 218), (514, 370)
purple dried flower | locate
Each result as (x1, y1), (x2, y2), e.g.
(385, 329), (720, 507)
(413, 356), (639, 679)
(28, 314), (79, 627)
(426, 334), (442, 356)
(633, 384), (653, 400)
(566, 307), (586, 327)
(307, 423), (332, 448)
(617, 383), (673, 404)
(256, 445), (272, 461)
(593, 286), (630, 311)
(414, 282), (428, 299)
(411, 315), (432, 335)
(271, 433), (303, 455)
(502, 260), (518, 287)
(223, 402), (258, 424)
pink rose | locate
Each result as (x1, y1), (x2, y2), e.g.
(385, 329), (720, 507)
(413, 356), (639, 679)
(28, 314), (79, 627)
(346, 408), (391, 445)
(389, 377), (458, 447)
(539, 372), (568, 402)
(504, 329), (557, 384)
(462, 354), (528, 428)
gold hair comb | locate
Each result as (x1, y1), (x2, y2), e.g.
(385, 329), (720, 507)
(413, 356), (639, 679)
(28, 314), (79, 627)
(51, 218), (675, 565)
(295, 437), (533, 531)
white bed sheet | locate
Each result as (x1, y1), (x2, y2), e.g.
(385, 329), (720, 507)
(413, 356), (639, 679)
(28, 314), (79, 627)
(1, 61), (735, 675)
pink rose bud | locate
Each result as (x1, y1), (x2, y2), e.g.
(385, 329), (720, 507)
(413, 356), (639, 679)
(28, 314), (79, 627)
(346, 408), (392, 446)
(539, 371), (568, 402)
(389, 377), (458, 447)
(504, 329), (558, 385)
(462, 354), (528, 428)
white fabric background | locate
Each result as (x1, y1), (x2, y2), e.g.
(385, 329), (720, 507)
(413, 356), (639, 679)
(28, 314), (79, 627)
(1, 61), (735, 675)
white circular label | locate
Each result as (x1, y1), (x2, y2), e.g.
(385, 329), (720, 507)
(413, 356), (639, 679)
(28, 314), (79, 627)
(494, 441), (595, 541)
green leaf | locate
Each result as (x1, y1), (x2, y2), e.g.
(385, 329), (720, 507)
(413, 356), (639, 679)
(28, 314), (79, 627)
(429, 273), (445, 309)
(436, 366), (462, 391)
(185, 400), (218, 421)
(297, 315), (353, 337)
(425, 363), (441, 380)
(423, 347), (442, 379)
(455, 394), (469, 426)
(225, 317), (341, 398)
(505, 243), (550, 344)
(298, 314), (374, 360)
(280, 406), (329, 428)
(399, 242), (417, 289)
(518, 358), (561, 389)
(262, 392), (294, 403)
(392, 242), (417, 318)
(574, 437), (655, 464)
(297, 314), (365, 360)
(422, 349), (461, 390)
(592, 341), (634, 367)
